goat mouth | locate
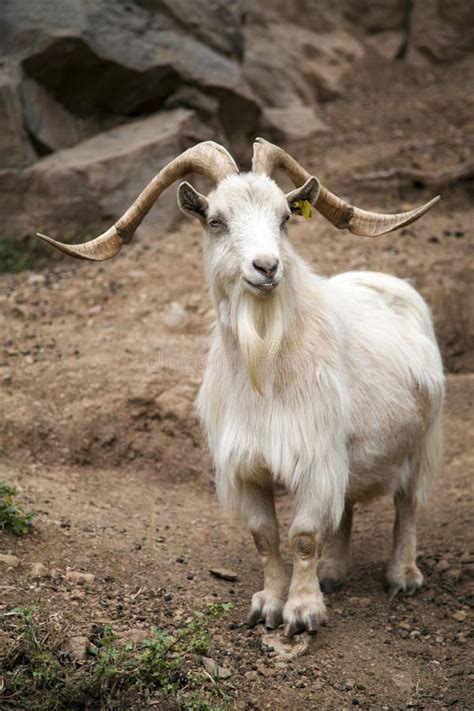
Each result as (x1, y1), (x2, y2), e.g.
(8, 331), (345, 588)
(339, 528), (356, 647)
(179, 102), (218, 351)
(243, 277), (279, 294)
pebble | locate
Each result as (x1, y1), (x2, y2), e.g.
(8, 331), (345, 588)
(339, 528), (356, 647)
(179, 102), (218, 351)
(66, 568), (96, 586)
(0, 554), (20, 568)
(61, 635), (89, 662)
(27, 273), (46, 285)
(209, 567), (239, 582)
(256, 664), (277, 678)
(436, 558), (450, 572)
(201, 656), (232, 679)
(120, 628), (153, 643)
(391, 672), (413, 693)
(163, 301), (188, 331)
(70, 589), (86, 601)
(452, 610), (467, 622)
(30, 562), (49, 578)
(348, 596), (372, 607)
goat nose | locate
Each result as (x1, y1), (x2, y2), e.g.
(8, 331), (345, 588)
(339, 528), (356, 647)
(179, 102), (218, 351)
(252, 257), (279, 278)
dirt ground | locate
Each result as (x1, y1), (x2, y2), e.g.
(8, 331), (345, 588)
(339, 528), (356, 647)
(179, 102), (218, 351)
(1, 53), (473, 709)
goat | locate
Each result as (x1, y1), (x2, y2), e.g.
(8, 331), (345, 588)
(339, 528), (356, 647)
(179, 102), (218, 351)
(37, 138), (444, 636)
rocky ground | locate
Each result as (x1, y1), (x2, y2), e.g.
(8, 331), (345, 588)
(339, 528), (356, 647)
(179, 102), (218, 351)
(1, 23), (473, 711)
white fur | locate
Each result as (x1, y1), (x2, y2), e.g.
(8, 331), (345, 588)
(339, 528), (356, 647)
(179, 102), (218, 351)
(185, 172), (444, 624)
(194, 174), (444, 530)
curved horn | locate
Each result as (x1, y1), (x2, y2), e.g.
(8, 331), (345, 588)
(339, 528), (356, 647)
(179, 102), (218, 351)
(36, 141), (238, 261)
(252, 138), (440, 237)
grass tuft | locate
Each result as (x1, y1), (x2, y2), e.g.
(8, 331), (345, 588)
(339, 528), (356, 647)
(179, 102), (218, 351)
(0, 603), (235, 710)
(0, 481), (36, 536)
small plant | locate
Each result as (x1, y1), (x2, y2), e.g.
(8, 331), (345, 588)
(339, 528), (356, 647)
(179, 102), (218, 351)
(0, 236), (33, 273)
(0, 481), (36, 536)
(0, 602), (235, 710)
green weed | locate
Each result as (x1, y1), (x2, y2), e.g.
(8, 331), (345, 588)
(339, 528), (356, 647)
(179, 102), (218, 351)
(0, 481), (36, 536)
(0, 603), (235, 710)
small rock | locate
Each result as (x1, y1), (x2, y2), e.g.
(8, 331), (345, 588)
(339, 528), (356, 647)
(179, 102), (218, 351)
(163, 301), (188, 331)
(120, 628), (153, 643)
(348, 596), (371, 607)
(61, 636), (89, 662)
(70, 589), (86, 601)
(452, 610), (467, 622)
(27, 273), (46, 285)
(391, 671), (413, 693)
(0, 630), (12, 652)
(201, 656), (232, 679)
(30, 562), (48, 578)
(436, 558), (450, 572)
(0, 554), (20, 568)
(66, 568), (95, 586)
(87, 305), (102, 316)
(209, 567), (239, 582)
(256, 663), (276, 678)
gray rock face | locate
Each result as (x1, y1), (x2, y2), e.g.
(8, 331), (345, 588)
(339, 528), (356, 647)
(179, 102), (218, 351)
(20, 78), (97, 153)
(0, 0), (469, 241)
(0, 109), (209, 239)
(0, 63), (36, 168)
(1, 0), (244, 117)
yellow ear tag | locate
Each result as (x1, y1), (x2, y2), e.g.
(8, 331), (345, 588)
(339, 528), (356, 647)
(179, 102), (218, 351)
(291, 199), (313, 219)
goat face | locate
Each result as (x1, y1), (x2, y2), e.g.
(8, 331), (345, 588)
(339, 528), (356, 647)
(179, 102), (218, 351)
(177, 173), (318, 299)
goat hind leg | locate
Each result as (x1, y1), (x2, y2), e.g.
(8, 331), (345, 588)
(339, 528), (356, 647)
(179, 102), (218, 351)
(242, 481), (288, 629)
(386, 489), (423, 598)
(318, 502), (353, 592)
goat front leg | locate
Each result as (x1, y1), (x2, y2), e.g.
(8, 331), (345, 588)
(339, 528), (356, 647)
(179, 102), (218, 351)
(240, 480), (289, 629)
(283, 501), (327, 637)
(386, 489), (423, 598)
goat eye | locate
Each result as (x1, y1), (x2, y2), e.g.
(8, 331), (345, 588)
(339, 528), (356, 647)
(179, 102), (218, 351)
(281, 214), (290, 228)
(208, 217), (225, 230)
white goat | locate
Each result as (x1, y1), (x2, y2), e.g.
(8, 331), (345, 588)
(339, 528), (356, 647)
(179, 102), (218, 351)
(38, 138), (444, 636)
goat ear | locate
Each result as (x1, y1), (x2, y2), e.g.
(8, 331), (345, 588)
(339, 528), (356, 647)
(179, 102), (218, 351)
(286, 176), (320, 213)
(177, 181), (209, 219)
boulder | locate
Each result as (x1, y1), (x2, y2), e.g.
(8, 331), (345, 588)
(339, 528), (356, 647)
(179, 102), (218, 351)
(344, 0), (474, 64)
(243, 21), (364, 108)
(0, 62), (35, 168)
(1, 0), (246, 117)
(19, 78), (98, 153)
(406, 0), (474, 65)
(260, 106), (328, 146)
(0, 108), (212, 240)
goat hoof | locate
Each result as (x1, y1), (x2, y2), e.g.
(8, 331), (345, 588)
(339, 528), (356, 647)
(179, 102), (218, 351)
(247, 590), (284, 629)
(246, 609), (263, 628)
(283, 593), (327, 637)
(265, 610), (283, 630)
(387, 565), (423, 600)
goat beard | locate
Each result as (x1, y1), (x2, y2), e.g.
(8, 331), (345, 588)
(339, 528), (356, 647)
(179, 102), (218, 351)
(229, 285), (285, 394)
